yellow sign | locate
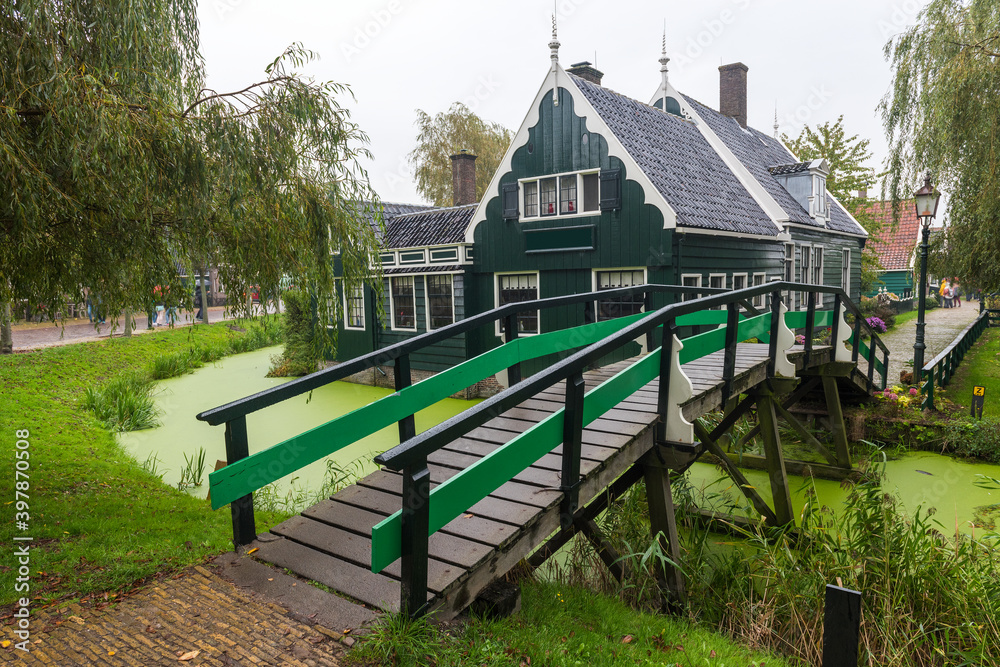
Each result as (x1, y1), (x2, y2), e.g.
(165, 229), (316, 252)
(974, 386), (986, 396)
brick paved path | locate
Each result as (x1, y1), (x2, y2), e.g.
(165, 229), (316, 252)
(877, 300), (980, 386)
(1, 560), (360, 666)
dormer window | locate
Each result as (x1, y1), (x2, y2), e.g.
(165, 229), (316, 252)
(768, 158), (830, 224)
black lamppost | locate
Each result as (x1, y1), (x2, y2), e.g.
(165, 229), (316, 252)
(913, 172), (941, 380)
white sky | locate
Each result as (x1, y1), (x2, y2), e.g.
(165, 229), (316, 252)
(198, 0), (927, 205)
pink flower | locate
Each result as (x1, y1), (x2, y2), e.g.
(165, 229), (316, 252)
(909, 387), (918, 396)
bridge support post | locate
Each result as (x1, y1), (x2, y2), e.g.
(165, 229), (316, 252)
(559, 372), (586, 528)
(224, 416), (256, 547)
(642, 453), (685, 610)
(821, 375), (852, 468)
(400, 461), (431, 617)
(755, 387), (795, 526)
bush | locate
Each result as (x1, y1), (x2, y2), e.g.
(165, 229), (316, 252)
(82, 370), (160, 431)
(268, 289), (319, 377)
(944, 421), (1000, 463)
(866, 316), (888, 333)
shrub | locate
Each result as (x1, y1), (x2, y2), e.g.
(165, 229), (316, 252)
(866, 316), (888, 333)
(82, 370), (160, 431)
(268, 289), (319, 377)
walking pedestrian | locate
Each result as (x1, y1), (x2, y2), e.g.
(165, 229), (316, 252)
(953, 279), (962, 308)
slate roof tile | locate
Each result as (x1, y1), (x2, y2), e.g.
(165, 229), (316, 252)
(570, 74), (780, 237)
(864, 200), (920, 271)
(383, 203), (477, 249)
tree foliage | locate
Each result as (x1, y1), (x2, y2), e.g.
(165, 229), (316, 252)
(883, 0), (1000, 291)
(1, 0), (382, 348)
(268, 290), (319, 377)
(783, 116), (882, 292)
(407, 103), (513, 206)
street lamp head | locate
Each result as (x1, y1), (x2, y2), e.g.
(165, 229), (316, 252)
(914, 171), (941, 222)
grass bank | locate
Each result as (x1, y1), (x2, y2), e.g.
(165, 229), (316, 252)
(348, 580), (789, 667)
(0, 319), (288, 607)
(948, 326), (1000, 421)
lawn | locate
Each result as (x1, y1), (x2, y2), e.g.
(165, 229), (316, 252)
(948, 326), (1000, 420)
(0, 320), (288, 607)
(348, 580), (791, 667)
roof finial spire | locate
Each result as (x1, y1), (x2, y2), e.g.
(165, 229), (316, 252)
(657, 21), (670, 111)
(773, 101), (779, 138)
(549, 12), (560, 68)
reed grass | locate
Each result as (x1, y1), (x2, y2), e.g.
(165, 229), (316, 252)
(550, 460), (1000, 666)
(81, 370), (160, 431)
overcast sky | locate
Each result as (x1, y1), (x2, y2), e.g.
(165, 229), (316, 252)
(197, 0), (926, 205)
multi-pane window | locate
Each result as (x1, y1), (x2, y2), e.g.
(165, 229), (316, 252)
(842, 249), (851, 296)
(709, 274), (726, 310)
(752, 273), (766, 308)
(499, 274), (538, 334)
(540, 178), (557, 216)
(345, 284), (364, 329)
(596, 270), (645, 321)
(559, 176), (577, 214)
(522, 171), (600, 218)
(812, 247), (824, 307)
(782, 243), (794, 309)
(799, 245), (811, 309)
(390, 277), (415, 330)
(524, 181), (539, 218)
(426, 275), (453, 330)
(681, 274), (701, 302)
(732, 274), (747, 291)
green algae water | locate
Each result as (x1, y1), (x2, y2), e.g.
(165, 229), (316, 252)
(118, 346), (480, 499)
(686, 451), (1000, 534)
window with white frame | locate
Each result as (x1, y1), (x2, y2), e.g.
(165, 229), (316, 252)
(390, 276), (416, 330)
(426, 275), (453, 329)
(708, 274), (726, 309)
(681, 274), (702, 302)
(596, 269), (645, 321)
(752, 273), (766, 308)
(344, 283), (365, 330)
(799, 245), (811, 309)
(842, 248), (851, 296)
(732, 273), (747, 292)
(782, 243), (794, 310)
(812, 246), (824, 307)
(498, 273), (538, 334)
(521, 170), (601, 219)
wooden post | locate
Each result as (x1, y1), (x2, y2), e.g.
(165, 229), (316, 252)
(224, 416), (256, 547)
(560, 372), (586, 529)
(755, 390), (794, 526)
(642, 453), (685, 610)
(822, 584), (862, 667)
(503, 313), (521, 386)
(804, 291), (816, 366)
(767, 290), (782, 377)
(395, 354), (416, 443)
(721, 302), (739, 408)
(400, 461), (430, 617)
(655, 322), (677, 444)
(821, 375), (851, 468)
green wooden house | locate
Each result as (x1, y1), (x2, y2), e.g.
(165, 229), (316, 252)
(330, 35), (868, 391)
(864, 198), (918, 298)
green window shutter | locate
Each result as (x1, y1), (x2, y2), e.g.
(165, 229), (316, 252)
(502, 183), (519, 221)
(599, 168), (621, 211)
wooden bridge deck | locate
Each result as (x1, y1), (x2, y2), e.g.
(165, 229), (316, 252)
(248, 342), (839, 615)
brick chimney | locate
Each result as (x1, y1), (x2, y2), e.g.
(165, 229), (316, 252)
(719, 62), (749, 128)
(567, 61), (603, 86)
(450, 149), (477, 206)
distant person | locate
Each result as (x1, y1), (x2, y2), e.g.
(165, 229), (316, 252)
(194, 286), (203, 322)
(939, 280), (950, 308)
(952, 279), (962, 308)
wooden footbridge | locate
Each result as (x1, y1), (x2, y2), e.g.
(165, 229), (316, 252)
(197, 283), (888, 618)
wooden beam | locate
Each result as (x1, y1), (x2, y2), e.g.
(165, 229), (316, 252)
(694, 421), (778, 525)
(822, 375), (852, 468)
(755, 391), (794, 526)
(724, 453), (857, 481)
(577, 518), (626, 582)
(642, 453), (685, 608)
(773, 402), (838, 465)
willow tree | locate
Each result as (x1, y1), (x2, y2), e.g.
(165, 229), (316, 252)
(408, 103), (512, 206)
(0, 0), (382, 352)
(883, 0), (1000, 291)
(784, 116), (882, 293)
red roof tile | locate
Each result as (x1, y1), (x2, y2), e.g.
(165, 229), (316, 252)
(863, 200), (921, 271)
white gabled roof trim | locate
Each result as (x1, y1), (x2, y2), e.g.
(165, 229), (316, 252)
(681, 103), (787, 232)
(464, 66), (679, 242)
(674, 226), (782, 241)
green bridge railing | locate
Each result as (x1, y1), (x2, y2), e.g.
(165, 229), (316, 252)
(920, 309), (991, 410)
(197, 282), (888, 616)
